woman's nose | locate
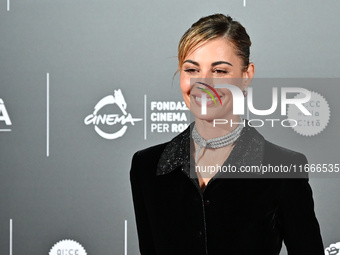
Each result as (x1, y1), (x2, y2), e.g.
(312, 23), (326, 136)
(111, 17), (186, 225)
(200, 70), (214, 79)
(197, 72), (215, 89)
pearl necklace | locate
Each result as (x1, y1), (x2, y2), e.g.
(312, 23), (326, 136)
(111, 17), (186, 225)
(192, 120), (243, 164)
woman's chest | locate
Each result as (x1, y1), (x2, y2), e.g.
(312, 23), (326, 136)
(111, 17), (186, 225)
(143, 171), (282, 227)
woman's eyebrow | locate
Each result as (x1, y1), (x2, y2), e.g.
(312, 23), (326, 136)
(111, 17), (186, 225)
(183, 59), (199, 66)
(211, 61), (233, 67)
(183, 60), (233, 67)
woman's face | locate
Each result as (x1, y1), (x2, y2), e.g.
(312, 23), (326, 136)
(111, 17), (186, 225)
(179, 37), (254, 121)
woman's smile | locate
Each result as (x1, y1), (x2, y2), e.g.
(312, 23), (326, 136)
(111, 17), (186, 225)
(191, 93), (223, 107)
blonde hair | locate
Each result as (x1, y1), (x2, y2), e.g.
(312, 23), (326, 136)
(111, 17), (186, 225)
(176, 14), (251, 74)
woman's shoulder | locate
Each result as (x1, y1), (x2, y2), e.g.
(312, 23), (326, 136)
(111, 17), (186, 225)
(130, 142), (169, 180)
(263, 139), (308, 165)
(240, 120), (308, 164)
(130, 125), (192, 178)
(136, 140), (170, 157)
(131, 141), (169, 169)
(261, 138), (308, 179)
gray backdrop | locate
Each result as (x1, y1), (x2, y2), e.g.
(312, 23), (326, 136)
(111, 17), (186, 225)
(1, 0), (339, 254)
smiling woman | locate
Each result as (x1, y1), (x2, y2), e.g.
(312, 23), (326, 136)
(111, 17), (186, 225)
(130, 14), (324, 255)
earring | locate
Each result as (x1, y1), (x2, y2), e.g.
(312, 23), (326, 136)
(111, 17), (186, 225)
(243, 88), (248, 97)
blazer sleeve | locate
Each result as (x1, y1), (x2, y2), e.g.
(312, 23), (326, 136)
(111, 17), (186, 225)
(130, 151), (157, 255)
(278, 153), (324, 255)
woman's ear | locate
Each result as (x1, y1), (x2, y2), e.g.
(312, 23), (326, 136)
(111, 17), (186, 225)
(243, 62), (255, 89)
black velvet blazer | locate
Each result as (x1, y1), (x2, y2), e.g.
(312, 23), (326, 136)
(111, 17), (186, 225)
(130, 122), (324, 255)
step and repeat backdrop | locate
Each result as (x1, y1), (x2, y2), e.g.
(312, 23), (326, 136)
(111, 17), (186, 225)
(1, 0), (340, 254)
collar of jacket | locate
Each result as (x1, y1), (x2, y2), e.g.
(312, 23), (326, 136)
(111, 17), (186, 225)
(156, 119), (266, 177)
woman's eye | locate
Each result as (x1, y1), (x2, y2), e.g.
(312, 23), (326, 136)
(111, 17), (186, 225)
(213, 69), (228, 74)
(184, 68), (198, 73)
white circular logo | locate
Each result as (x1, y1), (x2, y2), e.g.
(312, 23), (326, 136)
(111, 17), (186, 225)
(325, 241), (340, 255)
(84, 89), (142, 140)
(287, 90), (330, 136)
(49, 239), (87, 255)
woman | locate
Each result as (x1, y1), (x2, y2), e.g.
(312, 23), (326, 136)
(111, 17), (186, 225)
(130, 14), (324, 255)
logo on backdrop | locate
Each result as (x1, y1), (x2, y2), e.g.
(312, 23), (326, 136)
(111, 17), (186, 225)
(0, 98), (12, 131)
(150, 101), (189, 133)
(49, 239), (87, 255)
(84, 89), (142, 139)
(325, 241), (340, 255)
(287, 91), (330, 136)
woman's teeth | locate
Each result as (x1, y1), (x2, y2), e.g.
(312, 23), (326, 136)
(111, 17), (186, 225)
(195, 96), (220, 102)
